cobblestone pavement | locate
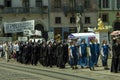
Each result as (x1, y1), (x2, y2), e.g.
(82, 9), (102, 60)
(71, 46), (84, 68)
(0, 58), (119, 80)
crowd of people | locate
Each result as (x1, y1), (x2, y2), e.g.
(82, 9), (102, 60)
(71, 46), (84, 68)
(0, 38), (120, 73)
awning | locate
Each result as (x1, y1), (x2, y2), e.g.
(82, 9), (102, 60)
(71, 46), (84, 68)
(110, 31), (120, 36)
(68, 33), (95, 39)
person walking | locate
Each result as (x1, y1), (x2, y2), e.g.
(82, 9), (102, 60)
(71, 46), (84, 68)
(111, 38), (120, 73)
(4, 41), (10, 62)
(69, 40), (78, 69)
(78, 39), (87, 68)
(101, 40), (110, 70)
(94, 39), (100, 67)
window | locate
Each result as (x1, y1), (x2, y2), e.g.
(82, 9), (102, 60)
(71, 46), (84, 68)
(117, 0), (120, 9)
(23, 0), (29, 7)
(99, 0), (101, 8)
(69, 0), (76, 9)
(102, 0), (109, 8)
(54, 0), (61, 8)
(36, 0), (42, 7)
(99, 13), (109, 22)
(5, 0), (11, 7)
(70, 17), (75, 24)
(84, 0), (90, 9)
(85, 17), (90, 24)
(102, 14), (108, 22)
(69, 27), (77, 33)
(55, 17), (61, 24)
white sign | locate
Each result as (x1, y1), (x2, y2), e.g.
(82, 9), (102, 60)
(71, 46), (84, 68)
(4, 20), (34, 33)
(18, 37), (28, 42)
(95, 32), (109, 45)
(24, 30), (42, 36)
(48, 32), (54, 40)
(99, 32), (109, 44)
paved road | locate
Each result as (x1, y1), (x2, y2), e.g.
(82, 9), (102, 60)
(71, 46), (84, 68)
(0, 59), (119, 80)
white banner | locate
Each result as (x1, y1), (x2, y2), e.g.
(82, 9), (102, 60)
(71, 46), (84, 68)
(4, 20), (34, 33)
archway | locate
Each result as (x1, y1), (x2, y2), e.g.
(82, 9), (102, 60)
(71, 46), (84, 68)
(35, 24), (44, 32)
(114, 21), (120, 30)
(35, 24), (48, 40)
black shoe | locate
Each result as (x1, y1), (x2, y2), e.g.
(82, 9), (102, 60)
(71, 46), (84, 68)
(72, 66), (74, 70)
(90, 67), (95, 71)
(90, 67), (92, 70)
(75, 66), (78, 69)
(104, 67), (109, 70)
(81, 66), (84, 69)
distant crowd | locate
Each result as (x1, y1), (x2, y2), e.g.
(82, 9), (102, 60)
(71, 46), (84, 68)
(0, 38), (120, 73)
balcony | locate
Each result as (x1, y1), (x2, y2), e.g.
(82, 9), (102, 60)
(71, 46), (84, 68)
(0, 7), (48, 14)
(63, 5), (84, 14)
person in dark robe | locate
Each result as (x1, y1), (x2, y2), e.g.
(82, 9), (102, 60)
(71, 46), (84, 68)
(27, 40), (33, 64)
(19, 41), (24, 63)
(22, 42), (28, 64)
(63, 41), (69, 65)
(31, 42), (38, 65)
(46, 41), (53, 67)
(57, 42), (65, 68)
(52, 41), (58, 65)
(40, 42), (47, 66)
(111, 38), (120, 73)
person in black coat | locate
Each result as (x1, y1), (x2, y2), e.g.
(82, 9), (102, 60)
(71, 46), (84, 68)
(46, 41), (53, 67)
(39, 42), (47, 66)
(56, 42), (66, 68)
(52, 41), (58, 65)
(111, 38), (120, 73)
(63, 41), (69, 65)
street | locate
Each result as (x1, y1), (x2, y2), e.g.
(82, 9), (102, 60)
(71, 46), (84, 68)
(0, 58), (119, 80)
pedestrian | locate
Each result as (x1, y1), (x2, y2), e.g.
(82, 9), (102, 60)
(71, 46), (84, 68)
(69, 40), (78, 69)
(46, 41), (53, 67)
(94, 39), (100, 67)
(101, 40), (110, 70)
(78, 39), (87, 68)
(4, 41), (10, 62)
(88, 39), (96, 71)
(111, 38), (120, 73)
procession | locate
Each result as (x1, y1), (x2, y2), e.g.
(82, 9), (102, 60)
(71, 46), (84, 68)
(0, 33), (119, 74)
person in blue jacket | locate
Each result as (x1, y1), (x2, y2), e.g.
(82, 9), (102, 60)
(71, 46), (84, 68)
(101, 40), (111, 70)
(69, 40), (78, 69)
(88, 38), (96, 70)
(79, 39), (87, 68)
(94, 39), (100, 67)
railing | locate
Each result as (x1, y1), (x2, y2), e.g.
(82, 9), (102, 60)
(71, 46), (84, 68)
(63, 5), (84, 13)
(0, 7), (48, 14)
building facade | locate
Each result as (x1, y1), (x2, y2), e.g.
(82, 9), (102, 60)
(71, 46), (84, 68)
(82, 0), (98, 31)
(98, 0), (120, 31)
(49, 0), (83, 40)
(0, 0), (109, 40)
(0, 0), (49, 40)
(49, 0), (98, 40)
